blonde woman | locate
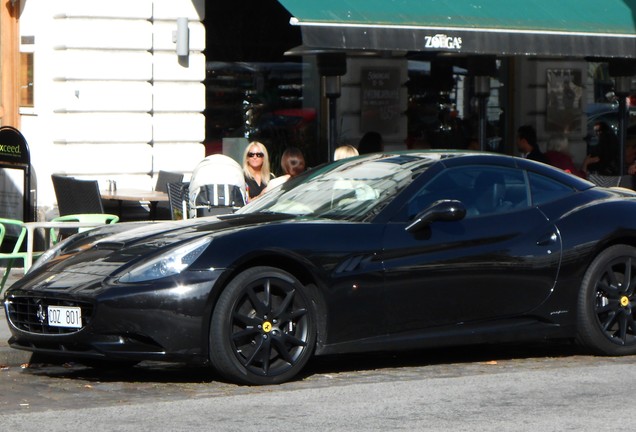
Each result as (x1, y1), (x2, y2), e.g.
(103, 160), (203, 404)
(334, 144), (359, 161)
(243, 141), (271, 201)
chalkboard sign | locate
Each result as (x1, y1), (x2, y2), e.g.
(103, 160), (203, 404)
(0, 126), (33, 221)
(0, 126), (30, 165)
(360, 67), (401, 134)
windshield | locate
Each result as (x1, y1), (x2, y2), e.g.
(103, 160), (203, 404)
(237, 153), (437, 221)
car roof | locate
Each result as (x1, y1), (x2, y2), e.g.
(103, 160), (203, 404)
(354, 150), (595, 191)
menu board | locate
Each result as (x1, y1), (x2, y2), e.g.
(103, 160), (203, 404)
(360, 67), (401, 134)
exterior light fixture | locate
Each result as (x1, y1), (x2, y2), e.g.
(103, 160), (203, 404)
(174, 17), (189, 57)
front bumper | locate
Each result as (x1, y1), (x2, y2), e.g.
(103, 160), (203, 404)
(4, 269), (223, 364)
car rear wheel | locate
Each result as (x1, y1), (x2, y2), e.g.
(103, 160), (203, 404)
(577, 245), (636, 355)
(209, 266), (316, 385)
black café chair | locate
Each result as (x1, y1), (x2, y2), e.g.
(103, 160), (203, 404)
(167, 182), (190, 220)
(51, 174), (116, 239)
(154, 171), (184, 220)
(52, 174), (105, 215)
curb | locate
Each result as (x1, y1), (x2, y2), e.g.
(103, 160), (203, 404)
(0, 346), (33, 368)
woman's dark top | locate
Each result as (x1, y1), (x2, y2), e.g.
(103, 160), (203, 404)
(245, 176), (266, 200)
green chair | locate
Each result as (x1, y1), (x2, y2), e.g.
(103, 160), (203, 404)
(50, 213), (119, 245)
(0, 218), (28, 294)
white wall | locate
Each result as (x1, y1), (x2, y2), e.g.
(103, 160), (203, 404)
(19, 0), (206, 216)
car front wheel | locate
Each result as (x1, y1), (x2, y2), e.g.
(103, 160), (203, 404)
(209, 266), (316, 385)
(577, 244), (636, 355)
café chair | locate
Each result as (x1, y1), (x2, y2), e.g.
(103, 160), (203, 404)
(167, 182), (190, 220)
(156, 170), (184, 193)
(587, 174), (634, 189)
(0, 218), (28, 293)
(52, 174), (105, 215)
(50, 213), (119, 245)
(155, 171), (184, 220)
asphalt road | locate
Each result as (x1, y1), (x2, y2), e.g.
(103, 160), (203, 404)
(3, 269), (636, 430)
(1, 343), (635, 431)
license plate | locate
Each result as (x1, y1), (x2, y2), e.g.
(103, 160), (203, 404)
(47, 306), (82, 328)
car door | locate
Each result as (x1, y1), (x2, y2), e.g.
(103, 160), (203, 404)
(380, 165), (562, 334)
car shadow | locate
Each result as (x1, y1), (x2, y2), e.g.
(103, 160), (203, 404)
(302, 340), (585, 378)
(20, 340), (587, 386)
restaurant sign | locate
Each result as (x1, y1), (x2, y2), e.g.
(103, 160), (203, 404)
(424, 34), (462, 50)
(0, 126), (29, 165)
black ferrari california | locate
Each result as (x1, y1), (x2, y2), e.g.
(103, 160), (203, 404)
(5, 151), (636, 385)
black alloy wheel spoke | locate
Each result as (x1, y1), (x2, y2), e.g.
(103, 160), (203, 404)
(280, 332), (308, 348)
(271, 289), (295, 318)
(276, 306), (308, 329)
(259, 337), (272, 374)
(600, 311), (618, 332)
(271, 337), (296, 364)
(596, 299), (618, 315)
(278, 307), (308, 324)
(623, 258), (633, 292)
(246, 283), (270, 317)
(613, 312), (630, 344)
(232, 310), (261, 328)
(598, 279), (617, 298)
(625, 313), (636, 335)
(243, 335), (269, 370)
(618, 314), (628, 343)
(606, 265), (620, 291)
(231, 326), (261, 346)
(263, 279), (272, 311)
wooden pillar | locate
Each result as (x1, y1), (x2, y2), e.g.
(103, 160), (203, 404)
(0, 0), (20, 128)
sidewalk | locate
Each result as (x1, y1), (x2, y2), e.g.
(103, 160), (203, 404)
(1, 269), (35, 367)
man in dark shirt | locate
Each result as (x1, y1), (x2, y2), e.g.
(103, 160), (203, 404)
(517, 124), (548, 164)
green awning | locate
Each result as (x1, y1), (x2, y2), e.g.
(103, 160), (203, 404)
(278, 0), (636, 58)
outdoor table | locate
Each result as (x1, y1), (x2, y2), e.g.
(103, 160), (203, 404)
(101, 188), (169, 220)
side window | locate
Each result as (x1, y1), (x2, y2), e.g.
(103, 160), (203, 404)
(406, 165), (529, 219)
(528, 172), (575, 205)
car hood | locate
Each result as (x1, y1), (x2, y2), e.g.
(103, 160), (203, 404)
(99, 212), (297, 247)
(19, 213), (299, 285)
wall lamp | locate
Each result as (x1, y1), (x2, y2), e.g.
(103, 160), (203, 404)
(173, 17), (189, 57)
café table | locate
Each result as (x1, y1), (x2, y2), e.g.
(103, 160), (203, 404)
(101, 188), (169, 220)
(23, 220), (111, 270)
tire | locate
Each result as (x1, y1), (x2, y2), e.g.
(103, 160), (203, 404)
(209, 266), (316, 385)
(577, 244), (636, 355)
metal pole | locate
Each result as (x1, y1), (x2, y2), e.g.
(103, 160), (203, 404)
(328, 97), (337, 162)
(618, 94), (627, 176)
(478, 96), (488, 151)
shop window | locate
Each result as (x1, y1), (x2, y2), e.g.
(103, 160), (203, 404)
(19, 52), (33, 108)
(204, 61), (319, 172)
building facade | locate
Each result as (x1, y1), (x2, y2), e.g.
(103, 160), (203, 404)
(2, 0), (636, 222)
(1, 0), (206, 220)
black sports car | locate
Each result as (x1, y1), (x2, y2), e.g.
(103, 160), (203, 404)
(5, 151), (636, 385)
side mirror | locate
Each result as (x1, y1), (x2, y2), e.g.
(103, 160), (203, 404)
(405, 199), (466, 233)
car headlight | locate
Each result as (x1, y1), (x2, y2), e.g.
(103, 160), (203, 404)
(118, 237), (212, 283)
